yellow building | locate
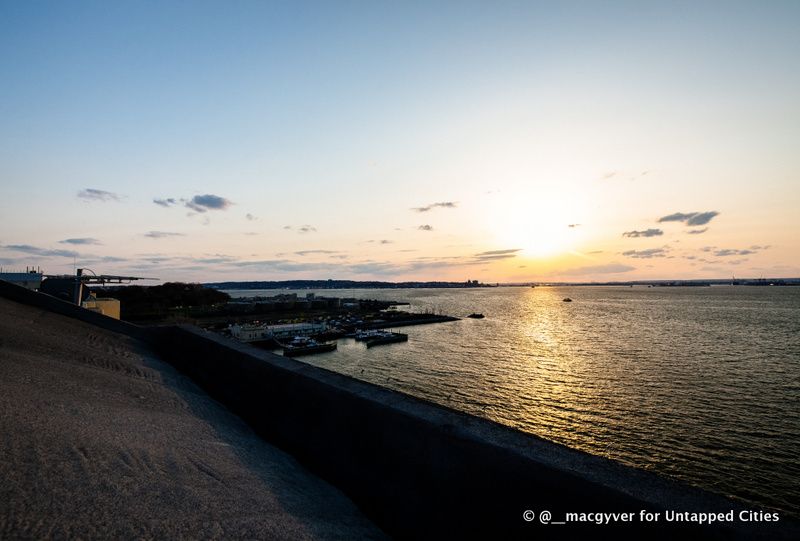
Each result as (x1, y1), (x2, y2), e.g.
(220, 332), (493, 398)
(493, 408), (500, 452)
(81, 294), (121, 320)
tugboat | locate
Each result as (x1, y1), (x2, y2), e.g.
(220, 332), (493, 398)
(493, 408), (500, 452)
(467, 313), (485, 319)
(282, 336), (337, 357)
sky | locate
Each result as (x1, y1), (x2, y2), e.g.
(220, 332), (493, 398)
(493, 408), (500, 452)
(1, 1), (799, 283)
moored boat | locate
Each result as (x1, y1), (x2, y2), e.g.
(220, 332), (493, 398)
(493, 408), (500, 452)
(354, 329), (386, 341)
(282, 336), (337, 356)
(365, 331), (408, 348)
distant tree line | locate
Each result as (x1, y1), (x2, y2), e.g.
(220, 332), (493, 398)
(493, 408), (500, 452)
(93, 282), (230, 321)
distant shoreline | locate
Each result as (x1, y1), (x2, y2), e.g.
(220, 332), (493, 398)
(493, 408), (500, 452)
(207, 278), (800, 290)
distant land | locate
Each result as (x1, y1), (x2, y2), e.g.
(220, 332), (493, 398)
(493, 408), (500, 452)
(204, 278), (800, 290)
(204, 279), (492, 290)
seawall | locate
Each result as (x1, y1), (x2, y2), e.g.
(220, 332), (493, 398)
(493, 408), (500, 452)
(2, 280), (796, 539)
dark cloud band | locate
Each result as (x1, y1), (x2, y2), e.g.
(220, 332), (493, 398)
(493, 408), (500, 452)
(658, 211), (719, 226)
(622, 229), (663, 238)
(412, 201), (458, 212)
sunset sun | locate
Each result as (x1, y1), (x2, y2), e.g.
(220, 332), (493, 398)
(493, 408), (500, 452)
(487, 194), (584, 258)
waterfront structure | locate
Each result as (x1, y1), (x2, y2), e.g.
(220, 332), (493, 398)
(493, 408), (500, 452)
(229, 321), (327, 342)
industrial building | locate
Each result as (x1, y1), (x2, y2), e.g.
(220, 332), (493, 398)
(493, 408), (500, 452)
(0, 268), (43, 290)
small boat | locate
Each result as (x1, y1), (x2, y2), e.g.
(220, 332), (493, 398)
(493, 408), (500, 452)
(365, 332), (408, 348)
(562, 298), (573, 302)
(283, 336), (337, 356)
(467, 313), (485, 319)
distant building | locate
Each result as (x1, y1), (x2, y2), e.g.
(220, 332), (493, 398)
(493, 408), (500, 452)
(229, 322), (327, 342)
(0, 270), (43, 290)
(81, 293), (121, 320)
(39, 278), (121, 319)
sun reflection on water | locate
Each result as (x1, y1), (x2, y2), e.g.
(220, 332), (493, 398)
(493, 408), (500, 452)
(273, 285), (800, 516)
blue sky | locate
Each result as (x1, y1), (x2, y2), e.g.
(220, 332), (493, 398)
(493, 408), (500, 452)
(1, 1), (799, 282)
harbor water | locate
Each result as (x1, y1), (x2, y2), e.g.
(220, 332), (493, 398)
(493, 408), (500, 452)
(226, 286), (800, 517)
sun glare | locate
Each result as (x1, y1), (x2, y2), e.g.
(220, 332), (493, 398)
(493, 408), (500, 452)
(487, 192), (585, 258)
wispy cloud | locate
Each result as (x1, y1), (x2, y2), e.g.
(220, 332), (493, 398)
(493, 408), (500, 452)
(245, 213), (257, 221)
(714, 248), (755, 257)
(282, 224), (317, 233)
(2, 244), (79, 258)
(59, 238), (101, 245)
(153, 198), (177, 207)
(658, 211), (720, 226)
(568, 224), (581, 228)
(700, 245), (769, 258)
(77, 188), (121, 202)
(418, 224), (434, 231)
(475, 249), (521, 257)
(411, 201), (458, 213)
(143, 231), (185, 239)
(295, 250), (338, 256)
(600, 170), (649, 181)
(562, 263), (635, 275)
(622, 228), (663, 238)
(186, 194), (233, 213)
(234, 259), (340, 273)
(76, 255), (130, 265)
(192, 255), (239, 264)
(622, 248), (669, 259)
(97, 255), (128, 263)
(384, 256), (482, 274)
(687, 228), (708, 235)
(474, 253), (518, 261)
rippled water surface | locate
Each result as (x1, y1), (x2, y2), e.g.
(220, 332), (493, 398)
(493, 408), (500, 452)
(228, 286), (800, 515)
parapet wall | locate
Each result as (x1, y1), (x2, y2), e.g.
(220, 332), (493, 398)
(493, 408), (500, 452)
(2, 279), (795, 539)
